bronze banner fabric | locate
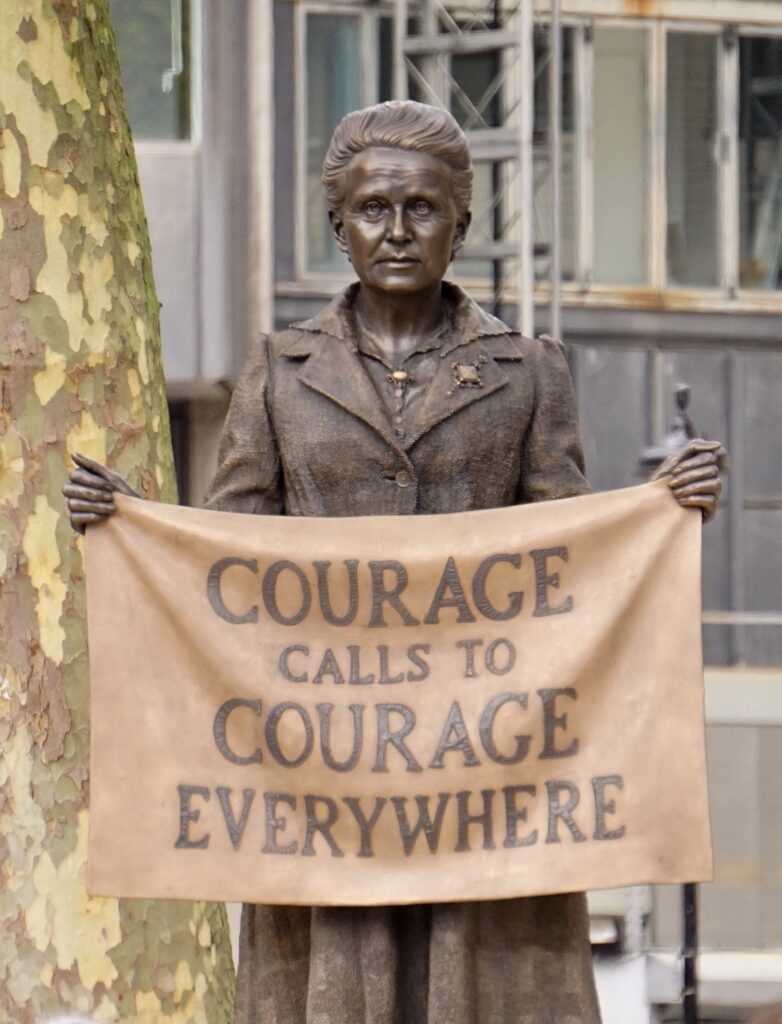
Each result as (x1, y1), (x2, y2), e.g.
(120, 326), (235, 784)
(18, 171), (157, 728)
(86, 482), (712, 905)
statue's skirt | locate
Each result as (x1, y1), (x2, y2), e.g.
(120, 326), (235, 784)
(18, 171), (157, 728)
(233, 893), (602, 1023)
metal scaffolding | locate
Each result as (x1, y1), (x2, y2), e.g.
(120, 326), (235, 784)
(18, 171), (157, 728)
(392, 0), (563, 339)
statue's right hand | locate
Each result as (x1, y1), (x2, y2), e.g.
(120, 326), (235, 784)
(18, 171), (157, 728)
(62, 452), (141, 534)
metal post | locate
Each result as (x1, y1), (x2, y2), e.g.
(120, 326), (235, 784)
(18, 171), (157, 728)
(624, 886), (644, 957)
(248, 0), (275, 339)
(638, 386), (701, 1024)
(683, 883), (699, 1023)
(549, 0), (562, 341)
(392, 0), (409, 101)
(492, 0), (504, 317)
(517, 0), (535, 337)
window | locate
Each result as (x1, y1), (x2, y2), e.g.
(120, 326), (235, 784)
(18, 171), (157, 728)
(739, 35), (782, 289)
(665, 32), (720, 287)
(593, 26), (648, 285)
(109, 0), (193, 140)
(294, 5), (782, 304)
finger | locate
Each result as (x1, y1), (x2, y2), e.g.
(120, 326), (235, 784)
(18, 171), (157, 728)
(63, 483), (116, 502)
(72, 452), (135, 494)
(96, 466), (130, 491)
(68, 468), (114, 491)
(669, 465), (721, 487)
(111, 476), (140, 498)
(671, 452), (718, 476)
(676, 495), (717, 518)
(679, 439), (722, 455)
(71, 511), (111, 531)
(684, 441), (728, 475)
(649, 454), (680, 481)
(656, 439), (723, 477)
(671, 475), (722, 495)
(671, 479), (722, 500)
(67, 499), (116, 515)
(71, 451), (109, 474)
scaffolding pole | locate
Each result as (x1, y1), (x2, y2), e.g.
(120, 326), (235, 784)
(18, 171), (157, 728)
(518, 0), (535, 336)
(392, 0), (536, 336)
(549, 0), (562, 341)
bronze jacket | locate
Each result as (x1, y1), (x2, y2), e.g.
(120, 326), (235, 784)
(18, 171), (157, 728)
(205, 283), (589, 517)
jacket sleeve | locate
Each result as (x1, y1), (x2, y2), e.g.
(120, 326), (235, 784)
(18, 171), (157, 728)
(204, 334), (285, 515)
(517, 335), (590, 503)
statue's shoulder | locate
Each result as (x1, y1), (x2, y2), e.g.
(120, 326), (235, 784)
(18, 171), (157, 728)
(513, 332), (570, 363)
(266, 325), (320, 360)
(475, 331), (571, 384)
(268, 293), (351, 359)
(475, 328), (531, 361)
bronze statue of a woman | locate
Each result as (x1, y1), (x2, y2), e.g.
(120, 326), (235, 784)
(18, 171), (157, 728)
(66, 101), (722, 1023)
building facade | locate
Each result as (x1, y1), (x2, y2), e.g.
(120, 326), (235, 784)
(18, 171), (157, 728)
(111, 0), (782, 1018)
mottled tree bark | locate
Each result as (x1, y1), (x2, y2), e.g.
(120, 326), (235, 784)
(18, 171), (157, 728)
(0, 1), (234, 1020)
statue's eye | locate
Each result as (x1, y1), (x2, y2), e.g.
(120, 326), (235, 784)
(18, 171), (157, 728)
(362, 200), (384, 218)
(412, 200), (433, 216)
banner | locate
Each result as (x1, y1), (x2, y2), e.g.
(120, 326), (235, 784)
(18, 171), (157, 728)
(86, 482), (712, 905)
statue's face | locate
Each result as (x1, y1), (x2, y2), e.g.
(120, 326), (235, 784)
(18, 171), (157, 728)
(329, 146), (470, 295)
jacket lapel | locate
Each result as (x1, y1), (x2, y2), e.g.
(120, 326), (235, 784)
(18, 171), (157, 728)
(294, 338), (404, 453)
(404, 284), (522, 449)
(404, 342), (515, 449)
(283, 291), (404, 453)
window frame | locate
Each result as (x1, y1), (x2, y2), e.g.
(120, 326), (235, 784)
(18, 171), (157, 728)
(281, 0), (782, 313)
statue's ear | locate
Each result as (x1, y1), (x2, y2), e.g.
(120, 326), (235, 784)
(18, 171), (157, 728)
(451, 211), (471, 260)
(329, 209), (350, 255)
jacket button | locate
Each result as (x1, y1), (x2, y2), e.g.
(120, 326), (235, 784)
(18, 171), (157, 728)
(395, 470), (413, 488)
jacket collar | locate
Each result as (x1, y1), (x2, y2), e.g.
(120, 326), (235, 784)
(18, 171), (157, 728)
(281, 281), (513, 358)
(280, 282), (519, 454)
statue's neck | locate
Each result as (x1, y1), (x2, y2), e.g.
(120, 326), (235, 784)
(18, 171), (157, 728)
(353, 284), (445, 366)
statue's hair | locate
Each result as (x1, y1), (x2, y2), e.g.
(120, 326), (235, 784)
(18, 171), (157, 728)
(322, 101), (473, 215)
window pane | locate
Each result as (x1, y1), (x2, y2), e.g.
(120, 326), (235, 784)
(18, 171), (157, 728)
(593, 27), (648, 284)
(377, 16), (394, 104)
(533, 26), (577, 283)
(451, 50), (501, 130)
(306, 14), (362, 273)
(109, 0), (191, 140)
(450, 47), (501, 282)
(666, 33), (719, 286)
(739, 36), (782, 289)
(452, 162), (494, 283)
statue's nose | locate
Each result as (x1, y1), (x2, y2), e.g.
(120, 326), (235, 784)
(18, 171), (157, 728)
(388, 206), (411, 244)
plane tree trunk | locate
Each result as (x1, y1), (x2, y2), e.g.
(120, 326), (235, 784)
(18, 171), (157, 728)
(0, 1), (234, 1019)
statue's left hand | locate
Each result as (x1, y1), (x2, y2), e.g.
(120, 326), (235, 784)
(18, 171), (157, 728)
(650, 439), (726, 523)
(62, 452), (141, 533)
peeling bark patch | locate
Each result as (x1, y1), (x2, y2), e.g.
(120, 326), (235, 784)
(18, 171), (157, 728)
(9, 263), (30, 300)
(17, 16), (38, 43)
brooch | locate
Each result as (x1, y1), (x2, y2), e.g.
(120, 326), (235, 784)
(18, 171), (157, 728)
(387, 369), (415, 398)
(449, 356), (487, 394)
